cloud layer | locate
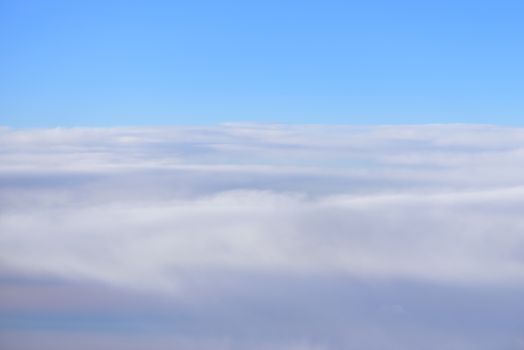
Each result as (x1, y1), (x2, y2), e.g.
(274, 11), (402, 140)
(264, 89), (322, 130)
(1, 124), (524, 349)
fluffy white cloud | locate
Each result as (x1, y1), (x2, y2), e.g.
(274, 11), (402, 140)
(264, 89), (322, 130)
(2, 187), (524, 291)
(1, 124), (524, 349)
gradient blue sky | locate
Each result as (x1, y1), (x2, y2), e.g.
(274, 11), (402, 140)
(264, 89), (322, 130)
(1, 0), (523, 127)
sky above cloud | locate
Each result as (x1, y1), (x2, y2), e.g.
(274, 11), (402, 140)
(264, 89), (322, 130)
(2, 0), (524, 126)
(1, 124), (524, 349)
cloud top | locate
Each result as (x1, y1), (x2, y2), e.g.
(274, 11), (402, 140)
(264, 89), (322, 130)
(1, 124), (524, 349)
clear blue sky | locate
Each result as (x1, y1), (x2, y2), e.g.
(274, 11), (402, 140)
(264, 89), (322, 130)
(1, 0), (523, 126)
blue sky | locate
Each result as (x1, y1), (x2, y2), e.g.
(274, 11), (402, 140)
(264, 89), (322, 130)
(1, 0), (523, 126)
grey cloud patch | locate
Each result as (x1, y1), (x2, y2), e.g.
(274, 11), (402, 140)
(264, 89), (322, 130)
(1, 124), (524, 349)
(1, 272), (523, 350)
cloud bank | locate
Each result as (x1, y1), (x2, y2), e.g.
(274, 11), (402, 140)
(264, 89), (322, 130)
(1, 124), (523, 349)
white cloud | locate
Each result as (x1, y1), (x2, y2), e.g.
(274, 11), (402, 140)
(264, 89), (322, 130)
(2, 187), (524, 291)
(1, 124), (524, 349)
